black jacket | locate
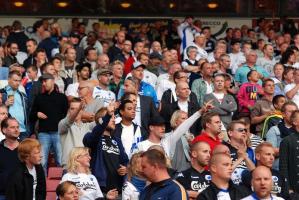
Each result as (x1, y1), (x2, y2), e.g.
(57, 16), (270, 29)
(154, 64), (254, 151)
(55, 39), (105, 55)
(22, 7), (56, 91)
(107, 45), (122, 62)
(0, 140), (20, 195)
(197, 181), (251, 200)
(29, 90), (68, 132)
(279, 132), (299, 193)
(139, 95), (160, 136)
(6, 163), (46, 200)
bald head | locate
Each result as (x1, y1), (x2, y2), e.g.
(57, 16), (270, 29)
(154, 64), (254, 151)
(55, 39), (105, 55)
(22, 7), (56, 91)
(212, 144), (230, 156)
(175, 81), (190, 100)
(97, 54), (109, 68)
(252, 166), (271, 178)
(209, 153), (232, 181)
(176, 81), (189, 91)
(79, 81), (95, 93)
(251, 166), (273, 199)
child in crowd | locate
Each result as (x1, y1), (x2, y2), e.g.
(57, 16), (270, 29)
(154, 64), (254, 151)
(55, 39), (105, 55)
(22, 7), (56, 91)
(237, 70), (264, 117)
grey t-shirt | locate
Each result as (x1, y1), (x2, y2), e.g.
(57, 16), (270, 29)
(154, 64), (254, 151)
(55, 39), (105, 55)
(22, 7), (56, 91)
(84, 98), (105, 113)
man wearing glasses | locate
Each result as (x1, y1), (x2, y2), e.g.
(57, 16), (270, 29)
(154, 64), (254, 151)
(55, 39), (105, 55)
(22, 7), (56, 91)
(224, 120), (256, 185)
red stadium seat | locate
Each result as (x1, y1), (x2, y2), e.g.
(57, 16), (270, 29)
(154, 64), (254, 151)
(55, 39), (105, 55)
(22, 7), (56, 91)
(46, 191), (57, 200)
(48, 167), (63, 180)
(46, 179), (60, 192)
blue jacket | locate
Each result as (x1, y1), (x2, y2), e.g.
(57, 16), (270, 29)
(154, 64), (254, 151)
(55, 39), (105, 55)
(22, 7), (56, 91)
(139, 81), (159, 108)
(139, 178), (188, 200)
(83, 114), (129, 187)
(0, 86), (29, 132)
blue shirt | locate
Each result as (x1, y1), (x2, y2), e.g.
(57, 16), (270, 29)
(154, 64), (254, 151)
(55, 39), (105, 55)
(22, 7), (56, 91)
(6, 86), (26, 132)
(139, 81), (159, 108)
(235, 64), (270, 85)
(118, 81), (159, 108)
(140, 178), (188, 200)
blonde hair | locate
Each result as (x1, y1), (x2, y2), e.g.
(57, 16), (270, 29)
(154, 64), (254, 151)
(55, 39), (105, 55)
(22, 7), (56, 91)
(170, 110), (188, 129)
(18, 138), (41, 162)
(67, 147), (91, 174)
(127, 152), (143, 180)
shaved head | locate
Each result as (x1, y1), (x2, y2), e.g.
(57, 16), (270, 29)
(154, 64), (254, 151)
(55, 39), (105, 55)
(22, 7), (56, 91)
(212, 144), (230, 156)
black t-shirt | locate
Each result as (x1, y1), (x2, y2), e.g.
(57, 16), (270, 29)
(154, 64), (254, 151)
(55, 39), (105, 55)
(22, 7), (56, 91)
(241, 168), (289, 199)
(176, 167), (211, 193)
(101, 135), (122, 192)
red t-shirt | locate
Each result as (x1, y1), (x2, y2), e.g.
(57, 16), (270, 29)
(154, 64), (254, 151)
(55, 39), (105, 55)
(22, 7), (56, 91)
(192, 131), (221, 152)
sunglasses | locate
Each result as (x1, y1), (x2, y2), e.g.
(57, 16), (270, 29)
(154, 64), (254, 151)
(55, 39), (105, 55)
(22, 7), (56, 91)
(235, 128), (248, 133)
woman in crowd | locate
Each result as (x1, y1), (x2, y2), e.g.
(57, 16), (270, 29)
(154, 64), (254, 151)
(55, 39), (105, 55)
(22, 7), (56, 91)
(122, 152), (146, 200)
(56, 181), (79, 200)
(61, 147), (118, 200)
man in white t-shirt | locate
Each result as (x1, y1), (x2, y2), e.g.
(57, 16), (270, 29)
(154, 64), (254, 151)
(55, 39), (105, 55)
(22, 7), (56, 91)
(115, 99), (143, 158)
(65, 62), (91, 101)
(93, 68), (116, 106)
(285, 68), (299, 107)
(136, 115), (166, 152)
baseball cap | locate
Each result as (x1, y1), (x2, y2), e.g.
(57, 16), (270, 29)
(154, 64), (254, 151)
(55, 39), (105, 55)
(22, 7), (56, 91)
(149, 52), (163, 60)
(132, 61), (146, 70)
(69, 31), (80, 39)
(148, 115), (165, 126)
(97, 68), (112, 76)
(40, 73), (54, 80)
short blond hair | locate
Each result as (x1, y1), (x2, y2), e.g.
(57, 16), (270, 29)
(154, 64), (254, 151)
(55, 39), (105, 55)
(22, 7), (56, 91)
(128, 152), (143, 180)
(67, 147), (91, 174)
(170, 110), (187, 129)
(18, 138), (41, 162)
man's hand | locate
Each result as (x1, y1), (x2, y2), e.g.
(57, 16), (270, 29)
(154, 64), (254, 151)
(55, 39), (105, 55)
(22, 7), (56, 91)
(82, 112), (95, 122)
(199, 100), (214, 114)
(37, 112), (48, 119)
(187, 190), (199, 199)
(107, 101), (118, 115)
(117, 164), (127, 176)
(5, 97), (14, 106)
(106, 188), (118, 200)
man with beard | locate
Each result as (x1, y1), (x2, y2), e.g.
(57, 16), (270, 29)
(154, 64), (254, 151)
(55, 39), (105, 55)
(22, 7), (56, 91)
(176, 141), (211, 200)
(3, 42), (19, 67)
(83, 104), (128, 194)
(108, 31), (126, 61)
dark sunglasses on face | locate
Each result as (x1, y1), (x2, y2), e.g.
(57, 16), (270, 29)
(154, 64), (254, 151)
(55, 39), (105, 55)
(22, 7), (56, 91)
(236, 128), (247, 133)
